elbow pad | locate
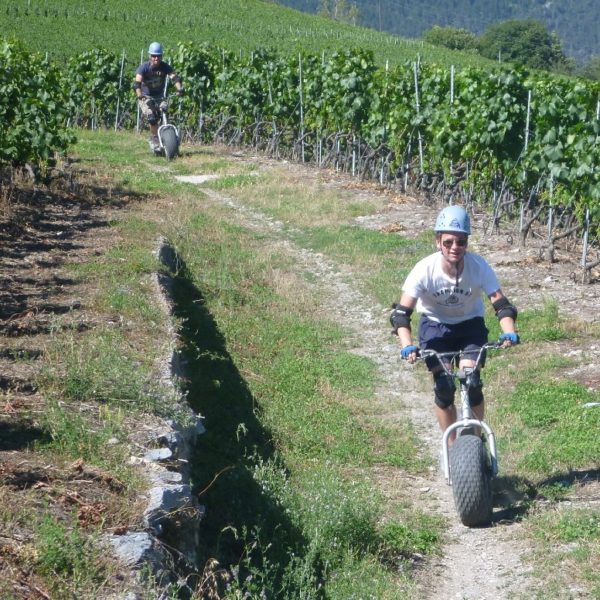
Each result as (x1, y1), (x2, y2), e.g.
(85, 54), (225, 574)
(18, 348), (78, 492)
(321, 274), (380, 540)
(133, 81), (142, 91)
(390, 303), (413, 333)
(492, 297), (518, 321)
(171, 74), (181, 84)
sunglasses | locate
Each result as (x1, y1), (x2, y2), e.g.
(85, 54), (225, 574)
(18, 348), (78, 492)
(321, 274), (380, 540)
(441, 238), (468, 248)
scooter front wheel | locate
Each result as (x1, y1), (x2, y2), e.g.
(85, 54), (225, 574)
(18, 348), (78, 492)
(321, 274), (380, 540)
(160, 126), (179, 160)
(449, 434), (493, 526)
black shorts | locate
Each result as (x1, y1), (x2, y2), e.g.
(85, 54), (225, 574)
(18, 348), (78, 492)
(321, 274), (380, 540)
(418, 315), (489, 370)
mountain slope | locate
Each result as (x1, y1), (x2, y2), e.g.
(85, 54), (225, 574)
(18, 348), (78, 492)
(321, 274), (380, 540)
(280, 0), (600, 62)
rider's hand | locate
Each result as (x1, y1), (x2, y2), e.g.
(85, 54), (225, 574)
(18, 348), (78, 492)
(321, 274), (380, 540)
(499, 332), (519, 346)
(159, 100), (168, 111)
(400, 344), (419, 361)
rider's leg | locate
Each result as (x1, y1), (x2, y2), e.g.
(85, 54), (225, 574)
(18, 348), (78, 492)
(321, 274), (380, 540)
(435, 403), (458, 443)
(432, 367), (457, 443)
(140, 98), (160, 145)
(460, 358), (485, 435)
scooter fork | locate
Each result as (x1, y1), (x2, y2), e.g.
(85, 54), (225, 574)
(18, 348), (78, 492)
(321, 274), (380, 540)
(441, 370), (498, 484)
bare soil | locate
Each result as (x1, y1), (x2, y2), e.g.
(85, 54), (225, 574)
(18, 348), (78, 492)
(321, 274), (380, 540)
(0, 170), (148, 598)
(1, 150), (598, 598)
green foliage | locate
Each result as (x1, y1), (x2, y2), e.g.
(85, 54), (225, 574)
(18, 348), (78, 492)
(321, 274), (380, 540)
(478, 19), (569, 71)
(578, 56), (600, 81)
(318, 0), (360, 25)
(423, 25), (479, 52)
(43, 329), (149, 406)
(36, 515), (94, 576)
(0, 39), (75, 167)
(379, 517), (442, 557)
(281, 0), (600, 66)
(0, 0), (492, 69)
(534, 510), (600, 544)
(515, 299), (572, 342)
(40, 398), (120, 461)
(3, 26), (599, 236)
(527, 507), (600, 595)
(4, 0), (598, 229)
(502, 380), (600, 474)
(64, 48), (131, 128)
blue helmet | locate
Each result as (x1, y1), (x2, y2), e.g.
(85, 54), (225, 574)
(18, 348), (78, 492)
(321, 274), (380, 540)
(434, 205), (471, 235)
(148, 42), (163, 56)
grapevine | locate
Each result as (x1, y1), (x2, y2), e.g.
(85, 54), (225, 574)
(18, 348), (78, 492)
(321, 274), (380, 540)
(1, 37), (599, 279)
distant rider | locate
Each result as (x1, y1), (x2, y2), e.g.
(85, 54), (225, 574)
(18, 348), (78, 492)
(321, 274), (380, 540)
(391, 205), (519, 444)
(134, 42), (183, 150)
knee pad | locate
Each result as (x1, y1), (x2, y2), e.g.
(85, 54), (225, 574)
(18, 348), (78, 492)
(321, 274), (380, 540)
(433, 372), (456, 408)
(467, 370), (484, 407)
(147, 114), (159, 125)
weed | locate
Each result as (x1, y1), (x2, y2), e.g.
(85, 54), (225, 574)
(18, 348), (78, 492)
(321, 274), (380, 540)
(513, 297), (572, 342)
(379, 516), (442, 559)
(209, 173), (260, 189)
(500, 380), (600, 475)
(35, 514), (112, 598)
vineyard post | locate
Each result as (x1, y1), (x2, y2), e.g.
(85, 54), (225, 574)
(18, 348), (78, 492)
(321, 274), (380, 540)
(581, 208), (590, 271)
(413, 61), (424, 173)
(298, 53), (305, 163)
(199, 98), (204, 141)
(519, 90), (533, 244)
(381, 60), (389, 185)
(524, 90), (531, 152)
(546, 177), (554, 262)
(266, 70), (277, 155)
(136, 49), (143, 133)
(450, 65), (455, 200)
(404, 138), (412, 190)
(114, 50), (125, 132)
(587, 98), (600, 270)
(352, 135), (356, 176)
(318, 134), (322, 167)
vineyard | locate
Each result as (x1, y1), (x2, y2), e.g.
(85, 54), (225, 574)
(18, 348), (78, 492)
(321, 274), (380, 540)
(1, 0), (492, 68)
(1, 36), (599, 280)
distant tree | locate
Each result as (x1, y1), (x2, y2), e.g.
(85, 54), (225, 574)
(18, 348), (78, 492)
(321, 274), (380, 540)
(318, 0), (360, 25)
(578, 56), (600, 81)
(478, 19), (570, 72)
(423, 25), (478, 52)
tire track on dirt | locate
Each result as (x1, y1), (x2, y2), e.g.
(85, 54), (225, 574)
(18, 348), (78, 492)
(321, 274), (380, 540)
(200, 185), (535, 599)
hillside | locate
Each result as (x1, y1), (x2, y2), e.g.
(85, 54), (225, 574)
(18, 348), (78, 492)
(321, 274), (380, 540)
(0, 0), (495, 69)
(281, 0), (600, 62)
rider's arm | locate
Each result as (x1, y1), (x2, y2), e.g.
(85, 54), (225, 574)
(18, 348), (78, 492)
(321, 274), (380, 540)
(392, 294), (418, 360)
(488, 289), (518, 346)
(134, 73), (144, 99)
(169, 72), (183, 94)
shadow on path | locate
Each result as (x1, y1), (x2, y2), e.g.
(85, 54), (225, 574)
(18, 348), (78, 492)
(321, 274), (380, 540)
(169, 256), (309, 594)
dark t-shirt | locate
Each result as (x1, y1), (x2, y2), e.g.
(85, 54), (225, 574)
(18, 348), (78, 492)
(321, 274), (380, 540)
(135, 61), (175, 97)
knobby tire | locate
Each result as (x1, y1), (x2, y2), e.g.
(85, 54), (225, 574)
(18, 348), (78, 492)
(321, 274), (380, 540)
(449, 434), (493, 527)
(161, 127), (179, 160)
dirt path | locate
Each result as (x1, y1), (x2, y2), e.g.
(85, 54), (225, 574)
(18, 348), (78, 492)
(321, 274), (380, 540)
(199, 180), (536, 599)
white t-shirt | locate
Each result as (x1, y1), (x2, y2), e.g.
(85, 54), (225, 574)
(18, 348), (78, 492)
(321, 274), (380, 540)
(402, 252), (500, 324)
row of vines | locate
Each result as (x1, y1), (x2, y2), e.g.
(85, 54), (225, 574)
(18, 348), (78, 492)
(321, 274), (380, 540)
(2, 38), (599, 277)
